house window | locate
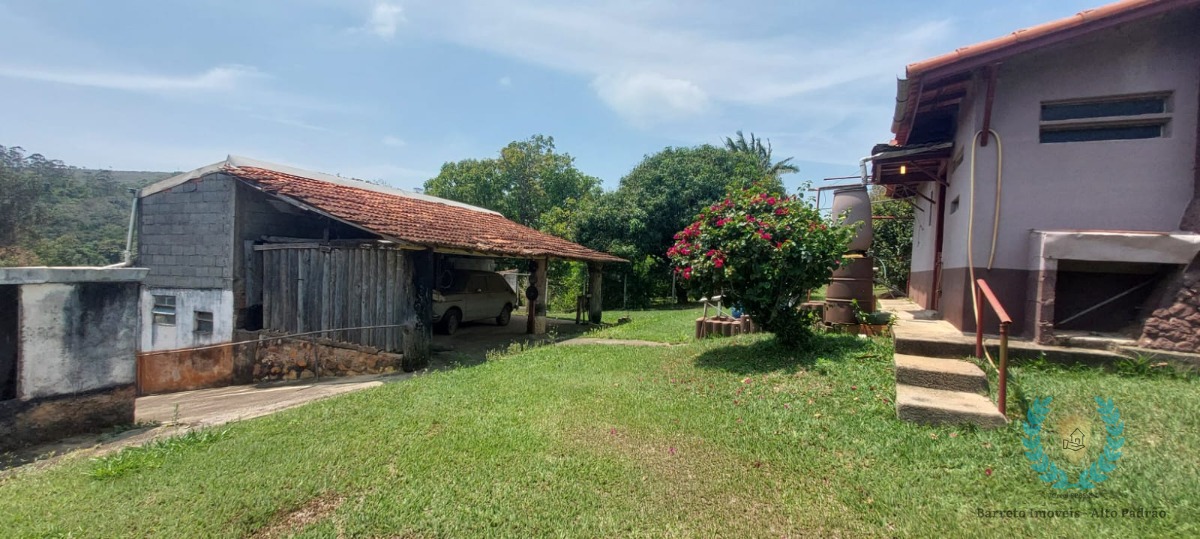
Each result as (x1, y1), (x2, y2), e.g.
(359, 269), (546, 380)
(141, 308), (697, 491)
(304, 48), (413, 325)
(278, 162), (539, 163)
(195, 311), (214, 334)
(1039, 93), (1170, 144)
(152, 295), (176, 326)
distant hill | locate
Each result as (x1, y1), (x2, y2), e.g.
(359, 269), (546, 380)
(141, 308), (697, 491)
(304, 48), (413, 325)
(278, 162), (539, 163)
(1, 162), (177, 267)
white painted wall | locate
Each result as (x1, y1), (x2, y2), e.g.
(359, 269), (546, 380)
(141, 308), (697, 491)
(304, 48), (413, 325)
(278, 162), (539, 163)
(18, 283), (137, 399)
(939, 12), (1200, 272)
(140, 288), (234, 352)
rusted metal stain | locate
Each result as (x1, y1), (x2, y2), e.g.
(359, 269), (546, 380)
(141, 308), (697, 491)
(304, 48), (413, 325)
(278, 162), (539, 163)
(137, 346), (234, 396)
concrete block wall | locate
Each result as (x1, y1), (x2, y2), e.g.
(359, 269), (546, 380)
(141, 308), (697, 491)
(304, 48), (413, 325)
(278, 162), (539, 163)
(139, 174), (235, 290)
(0, 268), (145, 451)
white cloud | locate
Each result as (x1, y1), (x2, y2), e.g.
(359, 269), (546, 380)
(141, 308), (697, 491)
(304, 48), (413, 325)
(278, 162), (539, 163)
(498, 75), (512, 87)
(0, 64), (262, 92)
(382, 136), (407, 147)
(363, 2), (405, 39)
(403, 1), (952, 133)
(592, 72), (709, 125)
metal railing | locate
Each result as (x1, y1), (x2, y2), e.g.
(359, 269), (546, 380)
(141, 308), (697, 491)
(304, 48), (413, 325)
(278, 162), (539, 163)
(975, 279), (1012, 414)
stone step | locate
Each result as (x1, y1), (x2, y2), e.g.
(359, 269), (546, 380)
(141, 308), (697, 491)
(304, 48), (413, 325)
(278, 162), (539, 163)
(895, 384), (1008, 428)
(894, 354), (988, 394)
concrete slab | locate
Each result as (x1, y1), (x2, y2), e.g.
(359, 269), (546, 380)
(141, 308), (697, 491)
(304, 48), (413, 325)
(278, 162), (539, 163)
(894, 354), (988, 394)
(430, 314), (592, 367)
(895, 384), (1008, 428)
(0, 266), (148, 284)
(3, 372), (409, 473)
(879, 298), (1126, 366)
(136, 373), (405, 428)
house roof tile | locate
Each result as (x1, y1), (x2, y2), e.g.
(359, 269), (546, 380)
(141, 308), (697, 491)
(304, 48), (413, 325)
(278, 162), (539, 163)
(144, 156), (625, 264)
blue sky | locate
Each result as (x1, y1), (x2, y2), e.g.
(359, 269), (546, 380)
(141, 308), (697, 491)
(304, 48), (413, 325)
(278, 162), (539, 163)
(0, 0), (1102, 196)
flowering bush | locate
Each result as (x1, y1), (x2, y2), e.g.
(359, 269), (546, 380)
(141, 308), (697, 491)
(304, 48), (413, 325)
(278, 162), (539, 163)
(668, 184), (854, 345)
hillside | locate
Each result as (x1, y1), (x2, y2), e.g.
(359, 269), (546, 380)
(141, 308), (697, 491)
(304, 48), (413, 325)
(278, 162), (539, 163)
(0, 149), (175, 266)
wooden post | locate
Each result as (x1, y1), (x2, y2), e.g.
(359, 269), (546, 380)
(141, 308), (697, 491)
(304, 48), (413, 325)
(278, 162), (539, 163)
(526, 260), (537, 335)
(588, 262), (603, 324)
(533, 257), (548, 334)
(403, 248), (434, 371)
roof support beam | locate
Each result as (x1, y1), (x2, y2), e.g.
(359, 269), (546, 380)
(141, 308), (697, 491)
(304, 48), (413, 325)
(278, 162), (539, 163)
(980, 64), (999, 147)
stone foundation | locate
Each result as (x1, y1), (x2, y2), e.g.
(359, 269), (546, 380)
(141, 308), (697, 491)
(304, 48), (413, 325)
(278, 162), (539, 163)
(1139, 258), (1200, 353)
(0, 384), (136, 451)
(242, 331), (405, 382)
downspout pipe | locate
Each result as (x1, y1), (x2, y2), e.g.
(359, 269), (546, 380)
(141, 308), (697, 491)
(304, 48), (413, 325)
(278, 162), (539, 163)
(859, 154), (883, 185)
(104, 188), (139, 268)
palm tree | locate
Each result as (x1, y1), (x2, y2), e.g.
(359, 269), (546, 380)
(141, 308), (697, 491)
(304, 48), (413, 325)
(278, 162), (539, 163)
(723, 130), (799, 178)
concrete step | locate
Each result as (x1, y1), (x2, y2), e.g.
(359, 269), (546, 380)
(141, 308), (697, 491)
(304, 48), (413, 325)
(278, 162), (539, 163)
(893, 333), (1126, 367)
(895, 384), (1008, 428)
(894, 354), (988, 394)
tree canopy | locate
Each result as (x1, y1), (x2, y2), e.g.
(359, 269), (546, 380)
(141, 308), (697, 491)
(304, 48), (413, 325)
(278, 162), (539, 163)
(575, 145), (781, 303)
(423, 135), (601, 228)
(723, 130), (799, 179)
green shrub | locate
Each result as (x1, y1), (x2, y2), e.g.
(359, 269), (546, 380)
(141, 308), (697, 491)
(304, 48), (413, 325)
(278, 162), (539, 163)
(667, 183), (853, 345)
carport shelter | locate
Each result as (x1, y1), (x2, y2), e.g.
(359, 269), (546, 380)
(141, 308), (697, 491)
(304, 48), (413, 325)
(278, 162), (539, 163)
(135, 156), (624, 388)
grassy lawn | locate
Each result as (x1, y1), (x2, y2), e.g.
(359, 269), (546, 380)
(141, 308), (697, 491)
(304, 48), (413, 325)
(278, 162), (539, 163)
(1, 316), (1197, 537)
(578, 305), (703, 344)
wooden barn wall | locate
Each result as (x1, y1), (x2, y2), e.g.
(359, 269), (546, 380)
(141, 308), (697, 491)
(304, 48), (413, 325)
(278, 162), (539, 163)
(260, 246), (414, 352)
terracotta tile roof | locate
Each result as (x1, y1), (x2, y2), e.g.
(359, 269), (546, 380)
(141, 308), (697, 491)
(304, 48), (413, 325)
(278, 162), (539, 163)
(891, 0), (1200, 144)
(224, 164), (625, 263)
(907, 0), (1199, 78)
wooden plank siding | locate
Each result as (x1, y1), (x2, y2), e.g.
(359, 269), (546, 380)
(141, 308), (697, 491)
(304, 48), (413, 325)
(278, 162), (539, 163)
(257, 244), (415, 352)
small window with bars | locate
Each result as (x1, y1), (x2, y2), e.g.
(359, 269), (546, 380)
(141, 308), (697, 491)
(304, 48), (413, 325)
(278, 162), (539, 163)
(1039, 93), (1171, 144)
(152, 295), (176, 326)
(194, 311), (213, 334)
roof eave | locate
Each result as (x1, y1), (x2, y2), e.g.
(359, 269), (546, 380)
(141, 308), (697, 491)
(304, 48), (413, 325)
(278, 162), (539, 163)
(891, 0), (1200, 144)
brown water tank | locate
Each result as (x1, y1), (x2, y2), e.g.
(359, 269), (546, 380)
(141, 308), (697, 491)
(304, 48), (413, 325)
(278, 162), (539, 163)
(831, 185), (873, 253)
(824, 256), (875, 324)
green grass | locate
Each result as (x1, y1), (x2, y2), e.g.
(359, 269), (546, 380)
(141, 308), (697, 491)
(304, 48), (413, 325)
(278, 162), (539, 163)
(86, 428), (230, 479)
(0, 315), (1196, 537)
(580, 305), (704, 343)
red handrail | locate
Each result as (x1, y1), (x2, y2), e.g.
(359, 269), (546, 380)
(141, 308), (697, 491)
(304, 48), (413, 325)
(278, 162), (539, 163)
(975, 279), (1013, 415)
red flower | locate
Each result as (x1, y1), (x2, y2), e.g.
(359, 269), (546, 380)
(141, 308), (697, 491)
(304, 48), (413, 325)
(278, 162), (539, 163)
(714, 257), (724, 268)
(766, 196), (777, 205)
(758, 230), (772, 241)
(682, 267), (693, 279)
(775, 207), (788, 216)
(706, 249), (718, 257)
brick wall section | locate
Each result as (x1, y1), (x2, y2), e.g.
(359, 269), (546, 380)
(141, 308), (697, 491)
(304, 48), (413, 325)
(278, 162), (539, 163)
(138, 174), (235, 290)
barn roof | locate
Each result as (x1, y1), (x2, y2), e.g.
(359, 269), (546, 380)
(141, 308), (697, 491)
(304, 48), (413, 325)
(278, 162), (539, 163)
(141, 156), (626, 264)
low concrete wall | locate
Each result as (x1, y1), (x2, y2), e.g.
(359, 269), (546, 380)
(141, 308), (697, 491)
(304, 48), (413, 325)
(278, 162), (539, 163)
(19, 282), (140, 398)
(0, 267), (145, 450)
(0, 385), (135, 452)
(136, 346), (238, 396)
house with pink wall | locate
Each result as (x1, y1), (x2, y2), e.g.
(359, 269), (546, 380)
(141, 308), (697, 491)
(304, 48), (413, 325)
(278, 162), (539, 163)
(870, 0), (1200, 352)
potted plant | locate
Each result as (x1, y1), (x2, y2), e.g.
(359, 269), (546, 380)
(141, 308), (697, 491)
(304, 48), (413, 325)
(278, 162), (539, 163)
(851, 300), (892, 336)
